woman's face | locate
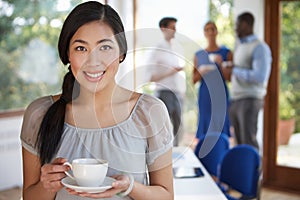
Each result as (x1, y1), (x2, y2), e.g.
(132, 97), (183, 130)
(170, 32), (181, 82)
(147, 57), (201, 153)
(68, 21), (121, 93)
(204, 23), (218, 41)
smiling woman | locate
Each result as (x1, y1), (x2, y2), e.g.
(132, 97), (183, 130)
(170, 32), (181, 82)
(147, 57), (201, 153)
(20, 1), (174, 200)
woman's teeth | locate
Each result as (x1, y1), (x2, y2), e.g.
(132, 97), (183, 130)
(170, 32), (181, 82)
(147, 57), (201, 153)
(85, 71), (104, 78)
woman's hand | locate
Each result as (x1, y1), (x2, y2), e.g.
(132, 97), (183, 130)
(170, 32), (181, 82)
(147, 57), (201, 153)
(40, 157), (69, 193)
(213, 54), (223, 66)
(221, 66), (233, 81)
(65, 174), (132, 199)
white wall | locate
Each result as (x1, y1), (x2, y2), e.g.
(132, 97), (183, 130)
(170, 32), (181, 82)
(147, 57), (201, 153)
(107, 0), (136, 90)
(0, 116), (23, 190)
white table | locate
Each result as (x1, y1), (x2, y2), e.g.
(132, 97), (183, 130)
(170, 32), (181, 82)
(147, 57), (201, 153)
(173, 146), (227, 200)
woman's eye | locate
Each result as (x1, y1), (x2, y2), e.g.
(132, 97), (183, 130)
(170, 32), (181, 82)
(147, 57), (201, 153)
(100, 45), (112, 51)
(75, 46), (87, 51)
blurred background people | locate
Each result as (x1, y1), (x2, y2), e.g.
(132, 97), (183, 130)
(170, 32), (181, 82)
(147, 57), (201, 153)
(193, 21), (232, 144)
(148, 17), (186, 146)
(223, 12), (272, 150)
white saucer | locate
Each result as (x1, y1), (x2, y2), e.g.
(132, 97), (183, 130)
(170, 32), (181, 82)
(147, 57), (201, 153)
(199, 64), (216, 71)
(61, 177), (115, 193)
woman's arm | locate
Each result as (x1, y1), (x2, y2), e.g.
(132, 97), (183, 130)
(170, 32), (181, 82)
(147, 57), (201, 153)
(192, 56), (201, 84)
(221, 50), (233, 81)
(227, 50), (233, 62)
(150, 66), (183, 82)
(22, 148), (68, 200)
(129, 149), (174, 200)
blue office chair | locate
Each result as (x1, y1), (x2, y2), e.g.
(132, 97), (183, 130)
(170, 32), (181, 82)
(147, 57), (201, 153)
(194, 132), (230, 177)
(217, 144), (261, 200)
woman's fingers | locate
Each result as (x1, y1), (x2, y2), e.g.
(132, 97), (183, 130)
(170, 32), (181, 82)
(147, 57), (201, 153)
(40, 157), (69, 192)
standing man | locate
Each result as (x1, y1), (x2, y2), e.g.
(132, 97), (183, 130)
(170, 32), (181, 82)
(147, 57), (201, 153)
(223, 12), (272, 149)
(148, 17), (186, 146)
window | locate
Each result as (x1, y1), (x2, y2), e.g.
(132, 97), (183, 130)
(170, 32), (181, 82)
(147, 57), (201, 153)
(277, 0), (300, 169)
(0, 0), (107, 112)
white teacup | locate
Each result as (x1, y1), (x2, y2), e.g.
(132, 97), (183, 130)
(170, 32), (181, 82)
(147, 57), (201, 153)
(208, 53), (218, 62)
(64, 158), (108, 187)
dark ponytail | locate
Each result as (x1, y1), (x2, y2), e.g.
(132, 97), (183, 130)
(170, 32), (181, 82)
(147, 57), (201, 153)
(36, 68), (79, 165)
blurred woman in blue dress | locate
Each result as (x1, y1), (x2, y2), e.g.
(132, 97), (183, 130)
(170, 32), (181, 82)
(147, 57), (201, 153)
(192, 21), (233, 142)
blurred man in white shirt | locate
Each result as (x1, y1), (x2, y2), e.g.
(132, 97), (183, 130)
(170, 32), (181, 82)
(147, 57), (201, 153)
(148, 17), (186, 146)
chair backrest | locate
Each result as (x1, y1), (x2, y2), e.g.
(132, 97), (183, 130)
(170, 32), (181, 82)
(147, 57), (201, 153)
(194, 132), (229, 177)
(218, 144), (261, 198)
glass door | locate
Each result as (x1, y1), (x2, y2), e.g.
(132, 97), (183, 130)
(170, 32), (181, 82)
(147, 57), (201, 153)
(277, 1), (300, 169)
(264, 0), (300, 192)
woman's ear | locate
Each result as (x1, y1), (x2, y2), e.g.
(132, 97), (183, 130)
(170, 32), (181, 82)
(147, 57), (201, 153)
(119, 55), (125, 63)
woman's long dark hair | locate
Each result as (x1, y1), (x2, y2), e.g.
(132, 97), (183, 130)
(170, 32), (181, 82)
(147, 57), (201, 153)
(36, 1), (128, 165)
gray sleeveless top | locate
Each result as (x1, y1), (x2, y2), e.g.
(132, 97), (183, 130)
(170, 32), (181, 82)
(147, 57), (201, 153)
(231, 39), (267, 100)
(21, 94), (173, 200)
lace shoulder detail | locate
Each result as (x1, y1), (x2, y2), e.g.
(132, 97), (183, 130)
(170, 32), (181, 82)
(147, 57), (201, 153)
(20, 96), (53, 155)
(133, 94), (173, 166)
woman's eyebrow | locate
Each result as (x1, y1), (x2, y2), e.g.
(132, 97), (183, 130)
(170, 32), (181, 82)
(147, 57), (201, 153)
(71, 38), (114, 45)
(71, 39), (87, 45)
(96, 38), (114, 44)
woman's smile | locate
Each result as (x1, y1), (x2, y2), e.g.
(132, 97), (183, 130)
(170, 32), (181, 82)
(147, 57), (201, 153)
(83, 70), (106, 81)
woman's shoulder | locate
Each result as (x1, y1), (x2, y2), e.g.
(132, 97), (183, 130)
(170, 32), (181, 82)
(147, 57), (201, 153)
(134, 94), (169, 122)
(25, 95), (53, 111)
(195, 48), (206, 55)
(23, 95), (54, 121)
(219, 45), (231, 53)
(21, 95), (54, 154)
(138, 93), (166, 108)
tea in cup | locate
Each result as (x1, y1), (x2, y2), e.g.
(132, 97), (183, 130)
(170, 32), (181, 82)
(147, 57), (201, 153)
(64, 158), (108, 187)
